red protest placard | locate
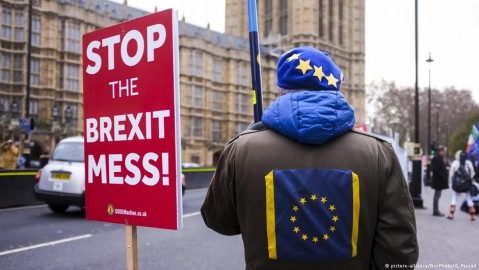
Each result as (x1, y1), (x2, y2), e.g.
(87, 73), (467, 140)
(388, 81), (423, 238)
(82, 9), (182, 230)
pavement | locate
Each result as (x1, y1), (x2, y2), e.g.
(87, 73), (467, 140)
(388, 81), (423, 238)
(414, 186), (479, 269)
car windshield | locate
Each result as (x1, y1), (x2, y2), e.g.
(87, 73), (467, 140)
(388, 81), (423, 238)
(51, 142), (84, 162)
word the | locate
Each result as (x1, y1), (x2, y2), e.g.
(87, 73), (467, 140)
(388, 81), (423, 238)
(109, 77), (138, 99)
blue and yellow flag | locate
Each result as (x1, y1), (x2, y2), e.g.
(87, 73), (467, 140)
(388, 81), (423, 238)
(265, 169), (360, 262)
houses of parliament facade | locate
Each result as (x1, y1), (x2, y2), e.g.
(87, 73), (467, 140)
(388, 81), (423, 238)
(0, 0), (365, 166)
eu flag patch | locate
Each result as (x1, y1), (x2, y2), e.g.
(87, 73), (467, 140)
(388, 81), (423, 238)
(265, 169), (360, 262)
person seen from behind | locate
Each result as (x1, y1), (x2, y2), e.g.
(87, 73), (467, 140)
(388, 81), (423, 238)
(447, 150), (475, 220)
(430, 145), (449, 216)
(201, 46), (418, 269)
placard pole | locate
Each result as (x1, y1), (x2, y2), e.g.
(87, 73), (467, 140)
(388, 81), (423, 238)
(126, 225), (138, 270)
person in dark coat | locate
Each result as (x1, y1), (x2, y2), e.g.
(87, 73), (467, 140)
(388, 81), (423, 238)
(430, 145), (449, 216)
(201, 46), (418, 269)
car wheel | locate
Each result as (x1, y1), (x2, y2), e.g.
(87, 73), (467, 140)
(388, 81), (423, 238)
(48, 203), (69, 213)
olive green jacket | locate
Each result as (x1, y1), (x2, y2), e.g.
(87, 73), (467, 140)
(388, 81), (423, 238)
(201, 128), (418, 270)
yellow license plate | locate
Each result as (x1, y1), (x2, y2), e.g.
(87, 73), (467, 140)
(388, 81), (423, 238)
(52, 173), (70, 180)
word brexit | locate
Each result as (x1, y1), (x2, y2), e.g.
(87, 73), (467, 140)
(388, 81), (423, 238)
(86, 110), (170, 143)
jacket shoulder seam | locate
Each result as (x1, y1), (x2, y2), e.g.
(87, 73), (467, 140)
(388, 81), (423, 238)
(350, 130), (390, 143)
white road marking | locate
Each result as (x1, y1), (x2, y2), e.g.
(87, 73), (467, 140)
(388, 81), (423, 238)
(1, 197), (204, 256)
(0, 212), (201, 256)
(0, 234), (92, 256)
(183, 211), (201, 218)
(0, 204), (46, 213)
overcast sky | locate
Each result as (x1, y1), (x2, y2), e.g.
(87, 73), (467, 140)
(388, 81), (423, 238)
(111, 0), (479, 103)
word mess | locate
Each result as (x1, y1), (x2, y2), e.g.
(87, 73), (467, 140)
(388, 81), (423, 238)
(87, 152), (170, 187)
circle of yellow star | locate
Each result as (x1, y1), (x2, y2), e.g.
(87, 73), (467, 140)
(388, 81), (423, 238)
(300, 198), (307, 204)
(332, 215), (339, 222)
(292, 205), (299, 212)
(302, 234), (308, 241)
(329, 226), (336, 232)
(310, 194), (317, 201)
(329, 205), (336, 211)
(320, 197), (328, 204)
(290, 216), (297, 223)
(326, 73), (339, 88)
(313, 66), (326, 81)
(296, 59), (313, 74)
(323, 234), (329, 241)
(312, 237), (319, 243)
(293, 227), (300, 233)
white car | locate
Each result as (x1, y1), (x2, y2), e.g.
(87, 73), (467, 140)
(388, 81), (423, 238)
(34, 136), (85, 213)
(34, 136), (187, 213)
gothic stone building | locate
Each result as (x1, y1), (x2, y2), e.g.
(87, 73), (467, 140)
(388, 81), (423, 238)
(0, 0), (365, 166)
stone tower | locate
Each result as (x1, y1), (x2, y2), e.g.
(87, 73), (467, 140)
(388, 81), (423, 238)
(225, 0), (365, 123)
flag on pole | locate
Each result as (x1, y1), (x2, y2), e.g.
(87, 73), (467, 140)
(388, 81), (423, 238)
(466, 122), (479, 159)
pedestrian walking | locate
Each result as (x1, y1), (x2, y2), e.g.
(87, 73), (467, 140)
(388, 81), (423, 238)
(201, 46), (418, 269)
(447, 150), (476, 221)
(430, 145), (449, 216)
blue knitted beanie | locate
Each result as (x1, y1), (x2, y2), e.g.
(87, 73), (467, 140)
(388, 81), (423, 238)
(277, 46), (343, 91)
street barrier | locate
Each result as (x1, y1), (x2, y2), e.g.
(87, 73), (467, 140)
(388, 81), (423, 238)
(0, 168), (215, 208)
(183, 167), (215, 189)
(0, 169), (41, 208)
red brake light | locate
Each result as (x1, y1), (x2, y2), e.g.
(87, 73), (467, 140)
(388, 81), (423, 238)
(34, 170), (41, 184)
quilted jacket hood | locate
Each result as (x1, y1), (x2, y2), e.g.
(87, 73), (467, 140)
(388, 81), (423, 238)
(262, 91), (355, 145)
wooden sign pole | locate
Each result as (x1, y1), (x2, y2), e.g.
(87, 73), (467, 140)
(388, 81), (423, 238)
(126, 225), (138, 270)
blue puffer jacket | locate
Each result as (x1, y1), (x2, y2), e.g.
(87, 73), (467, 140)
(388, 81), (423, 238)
(262, 90), (355, 145)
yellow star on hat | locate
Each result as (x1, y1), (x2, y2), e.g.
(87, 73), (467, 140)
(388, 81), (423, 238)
(287, 53), (301, 62)
(326, 73), (339, 88)
(296, 59), (312, 74)
(313, 66), (326, 81)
